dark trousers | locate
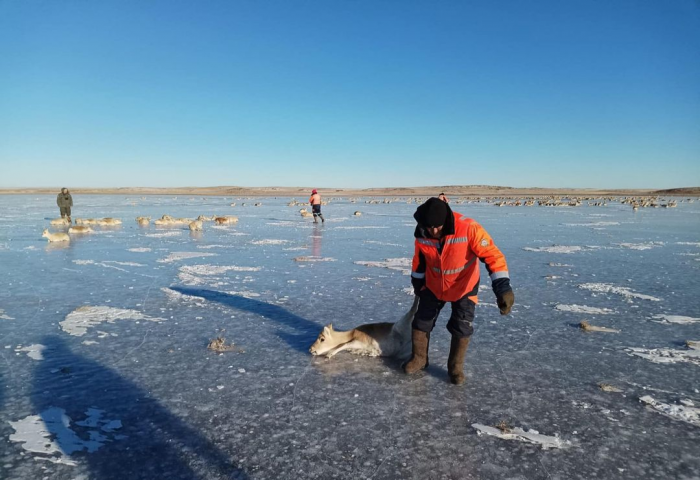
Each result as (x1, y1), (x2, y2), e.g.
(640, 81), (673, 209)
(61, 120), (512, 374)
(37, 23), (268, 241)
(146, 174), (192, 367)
(60, 207), (71, 217)
(413, 288), (476, 338)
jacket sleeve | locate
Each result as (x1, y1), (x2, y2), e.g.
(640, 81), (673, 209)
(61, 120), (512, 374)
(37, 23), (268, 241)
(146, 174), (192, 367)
(68, 195), (73, 207)
(56, 194), (61, 207)
(468, 221), (509, 283)
(411, 241), (426, 279)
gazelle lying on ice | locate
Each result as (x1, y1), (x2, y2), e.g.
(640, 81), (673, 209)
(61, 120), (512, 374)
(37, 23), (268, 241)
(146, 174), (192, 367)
(214, 216), (238, 225)
(42, 229), (70, 243)
(68, 225), (93, 234)
(309, 297), (419, 359)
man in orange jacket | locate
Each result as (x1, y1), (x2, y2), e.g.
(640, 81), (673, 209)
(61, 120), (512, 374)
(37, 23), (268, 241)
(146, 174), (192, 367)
(405, 197), (515, 384)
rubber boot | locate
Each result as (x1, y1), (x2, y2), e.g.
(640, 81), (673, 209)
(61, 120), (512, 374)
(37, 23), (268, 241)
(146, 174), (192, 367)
(403, 330), (430, 374)
(447, 336), (471, 385)
(319, 214), (325, 223)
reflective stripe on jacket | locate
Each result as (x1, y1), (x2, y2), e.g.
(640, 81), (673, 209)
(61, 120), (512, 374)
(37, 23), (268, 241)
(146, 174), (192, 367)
(411, 213), (509, 303)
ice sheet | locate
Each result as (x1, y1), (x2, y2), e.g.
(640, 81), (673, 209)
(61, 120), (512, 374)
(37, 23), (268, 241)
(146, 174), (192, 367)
(1, 194), (699, 479)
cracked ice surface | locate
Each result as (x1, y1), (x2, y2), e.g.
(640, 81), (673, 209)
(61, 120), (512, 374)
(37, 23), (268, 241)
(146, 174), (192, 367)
(1, 194), (699, 479)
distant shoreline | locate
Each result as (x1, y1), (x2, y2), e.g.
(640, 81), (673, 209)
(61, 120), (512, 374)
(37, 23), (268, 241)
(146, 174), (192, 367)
(0, 186), (698, 197)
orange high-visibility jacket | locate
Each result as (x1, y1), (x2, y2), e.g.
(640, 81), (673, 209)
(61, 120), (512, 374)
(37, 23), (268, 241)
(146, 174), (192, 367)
(411, 212), (509, 303)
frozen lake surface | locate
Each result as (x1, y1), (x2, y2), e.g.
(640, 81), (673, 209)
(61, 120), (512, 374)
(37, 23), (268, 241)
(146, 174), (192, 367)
(1, 194), (699, 479)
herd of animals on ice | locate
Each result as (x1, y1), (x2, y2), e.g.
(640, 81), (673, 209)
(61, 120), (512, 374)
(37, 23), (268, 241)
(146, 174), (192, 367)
(34, 192), (700, 447)
(42, 192), (688, 243)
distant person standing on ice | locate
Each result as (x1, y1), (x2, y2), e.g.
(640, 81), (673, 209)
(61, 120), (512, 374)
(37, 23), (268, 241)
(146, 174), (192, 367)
(438, 192), (449, 203)
(56, 188), (73, 223)
(405, 198), (514, 384)
(309, 189), (324, 223)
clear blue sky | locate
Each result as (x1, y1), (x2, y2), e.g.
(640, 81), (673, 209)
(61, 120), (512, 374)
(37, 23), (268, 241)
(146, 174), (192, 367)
(1, 0), (699, 189)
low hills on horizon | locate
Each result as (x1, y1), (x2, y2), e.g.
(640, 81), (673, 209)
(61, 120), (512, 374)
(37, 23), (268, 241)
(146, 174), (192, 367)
(0, 185), (698, 196)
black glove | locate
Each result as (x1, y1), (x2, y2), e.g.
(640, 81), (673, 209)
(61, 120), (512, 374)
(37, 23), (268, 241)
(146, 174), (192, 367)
(492, 278), (514, 315)
(411, 276), (425, 295)
(497, 290), (515, 315)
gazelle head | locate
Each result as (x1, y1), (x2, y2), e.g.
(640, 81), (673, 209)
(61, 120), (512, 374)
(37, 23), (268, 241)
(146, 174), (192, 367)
(309, 324), (336, 356)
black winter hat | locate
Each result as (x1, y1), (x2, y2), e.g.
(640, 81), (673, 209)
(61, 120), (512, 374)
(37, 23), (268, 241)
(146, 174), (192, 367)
(416, 197), (448, 227)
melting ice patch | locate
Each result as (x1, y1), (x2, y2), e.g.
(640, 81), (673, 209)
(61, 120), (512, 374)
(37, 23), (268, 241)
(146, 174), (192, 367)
(223, 290), (261, 298)
(0, 308), (14, 320)
(73, 260), (146, 274)
(266, 221), (301, 227)
(555, 304), (615, 315)
(293, 256), (337, 262)
(472, 423), (571, 450)
(60, 306), (164, 336)
(250, 239), (290, 245)
(161, 287), (205, 303)
(523, 246), (584, 254)
(179, 264), (261, 275)
(617, 242), (664, 251)
(334, 226), (390, 230)
(177, 264), (261, 287)
(15, 344), (47, 360)
(144, 231), (181, 238)
(104, 261), (145, 267)
(127, 247), (151, 252)
(676, 242), (700, 247)
(8, 407), (124, 465)
(354, 258), (411, 275)
(157, 252), (217, 263)
(73, 260), (127, 272)
(650, 314), (700, 325)
(625, 344), (700, 367)
(563, 221), (620, 227)
(364, 240), (403, 247)
(578, 283), (662, 301)
(640, 396), (700, 427)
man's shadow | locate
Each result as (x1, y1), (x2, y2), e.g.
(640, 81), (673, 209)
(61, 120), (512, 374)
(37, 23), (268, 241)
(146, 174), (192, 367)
(171, 287), (321, 353)
(31, 335), (248, 480)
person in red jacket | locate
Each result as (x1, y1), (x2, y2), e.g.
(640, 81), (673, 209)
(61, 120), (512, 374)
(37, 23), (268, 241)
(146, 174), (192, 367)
(309, 189), (324, 223)
(405, 197), (514, 384)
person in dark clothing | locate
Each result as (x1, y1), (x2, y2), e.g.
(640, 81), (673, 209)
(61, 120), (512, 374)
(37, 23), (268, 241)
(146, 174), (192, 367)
(57, 188), (73, 223)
